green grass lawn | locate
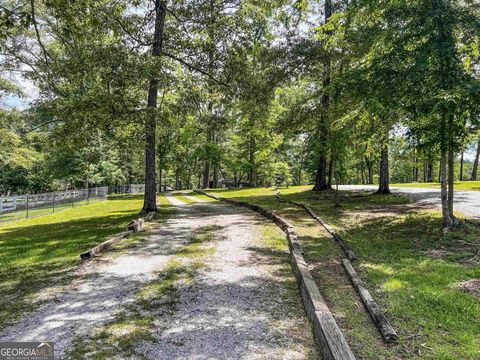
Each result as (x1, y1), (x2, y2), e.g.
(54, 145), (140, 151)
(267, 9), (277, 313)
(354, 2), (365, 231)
(391, 180), (480, 191)
(0, 194), (172, 329)
(170, 190), (217, 204)
(171, 191), (197, 204)
(202, 186), (480, 360)
(0, 198), (104, 224)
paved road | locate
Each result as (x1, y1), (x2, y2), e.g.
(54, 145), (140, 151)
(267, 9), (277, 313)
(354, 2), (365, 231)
(339, 185), (480, 219)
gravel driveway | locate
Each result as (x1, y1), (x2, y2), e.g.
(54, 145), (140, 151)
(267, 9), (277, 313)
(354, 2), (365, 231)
(339, 185), (480, 219)
(0, 195), (317, 359)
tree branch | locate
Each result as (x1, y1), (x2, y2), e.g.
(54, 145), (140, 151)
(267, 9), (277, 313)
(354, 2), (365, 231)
(30, 0), (52, 64)
(163, 52), (228, 86)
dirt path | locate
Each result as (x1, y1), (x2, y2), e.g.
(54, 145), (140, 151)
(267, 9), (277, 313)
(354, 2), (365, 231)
(166, 192), (188, 206)
(0, 197), (317, 359)
(139, 202), (316, 359)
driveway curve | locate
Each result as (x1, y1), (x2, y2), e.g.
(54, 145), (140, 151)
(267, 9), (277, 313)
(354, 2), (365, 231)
(339, 185), (480, 219)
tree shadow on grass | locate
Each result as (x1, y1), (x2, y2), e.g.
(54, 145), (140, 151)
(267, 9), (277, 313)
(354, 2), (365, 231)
(0, 203), (148, 329)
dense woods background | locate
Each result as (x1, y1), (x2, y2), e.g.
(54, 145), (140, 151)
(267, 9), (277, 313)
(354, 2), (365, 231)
(1, 0), (479, 227)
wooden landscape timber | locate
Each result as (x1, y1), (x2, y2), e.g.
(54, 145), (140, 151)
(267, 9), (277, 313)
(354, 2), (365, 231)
(128, 218), (145, 232)
(342, 259), (399, 343)
(196, 190), (356, 360)
(80, 213), (153, 260)
(283, 197), (398, 343)
(286, 200), (358, 262)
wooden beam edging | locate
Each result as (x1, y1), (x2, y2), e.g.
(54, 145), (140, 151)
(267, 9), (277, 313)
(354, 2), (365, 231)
(80, 230), (134, 260)
(284, 198), (398, 343)
(286, 200), (358, 262)
(342, 259), (398, 343)
(195, 190), (356, 360)
(80, 212), (154, 260)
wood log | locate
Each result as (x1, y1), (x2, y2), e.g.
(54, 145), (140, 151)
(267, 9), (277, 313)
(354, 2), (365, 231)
(342, 259), (398, 343)
(128, 219), (145, 232)
(80, 230), (133, 260)
(81, 216), (148, 260)
(288, 200), (358, 262)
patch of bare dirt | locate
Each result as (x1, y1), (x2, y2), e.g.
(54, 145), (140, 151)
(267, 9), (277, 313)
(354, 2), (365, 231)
(457, 279), (480, 300)
(425, 248), (449, 259)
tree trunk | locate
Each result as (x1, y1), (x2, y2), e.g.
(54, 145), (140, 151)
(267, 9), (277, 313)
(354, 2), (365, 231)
(313, 0), (332, 192)
(459, 152), (464, 181)
(440, 147), (454, 229)
(447, 147), (455, 216)
(248, 136), (256, 186)
(158, 145), (164, 192)
(360, 162), (365, 185)
(158, 161), (163, 193)
(297, 152), (304, 186)
(175, 169), (180, 190)
(327, 157), (334, 188)
(471, 140), (480, 181)
(367, 161), (374, 184)
(413, 149), (419, 182)
(314, 154), (329, 190)
(377, 142), (391, 195)
(424, 161), (433, 182)
(219, 168), (230, 189)
(203, 4), (216, 190)
(213, 164), (218, 188)
(142, 0), (166, 213)
(202, 160), (210, 189)
(431, 0), (458, 229)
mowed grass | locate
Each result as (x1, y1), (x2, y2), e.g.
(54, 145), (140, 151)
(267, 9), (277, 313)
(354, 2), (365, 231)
(171, 191), (197, 204)
(171, 190), (217, 204)
(0, 198), (105, 224)
(391, 180), (480, 191)
(0, 194), (171, 329)
(206, 186), (480, 359)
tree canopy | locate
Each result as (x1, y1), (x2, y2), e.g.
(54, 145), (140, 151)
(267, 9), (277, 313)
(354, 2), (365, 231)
(1, 0), (479, 229)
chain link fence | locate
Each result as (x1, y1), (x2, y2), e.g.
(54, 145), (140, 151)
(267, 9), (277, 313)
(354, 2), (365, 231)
(0, 187), (109, 224)
(110, 184), (173, 194)
(110, 184), (147, 194)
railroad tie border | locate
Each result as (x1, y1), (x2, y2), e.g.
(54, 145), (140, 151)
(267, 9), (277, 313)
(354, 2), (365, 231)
(286, 200), (357, 262)
(284, 198), (398, 343)
(342, 259), (398, 343)
(196, 190), (356, 360)
(80, 212), (154, 260)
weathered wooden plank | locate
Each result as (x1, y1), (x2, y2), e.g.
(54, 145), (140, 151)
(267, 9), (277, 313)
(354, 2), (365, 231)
(287, 200), (358, 262)
(128, 218), (145, 232)
(80, 230), (133, 260)
(81, 215), (148, 260)
(342, 259), (398, 343)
